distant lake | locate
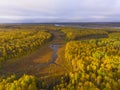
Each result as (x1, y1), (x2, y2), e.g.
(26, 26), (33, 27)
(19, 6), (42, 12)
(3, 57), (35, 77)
(54, 23), (120, 29)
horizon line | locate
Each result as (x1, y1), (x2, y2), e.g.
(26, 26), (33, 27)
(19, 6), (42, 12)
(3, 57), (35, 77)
(1, 22), (120, 24)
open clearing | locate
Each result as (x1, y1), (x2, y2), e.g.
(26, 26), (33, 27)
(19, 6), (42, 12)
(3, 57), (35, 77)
(0, 30), (66, 83)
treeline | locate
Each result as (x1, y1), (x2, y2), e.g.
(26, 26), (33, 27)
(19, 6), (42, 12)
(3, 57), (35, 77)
(53, 33), (120, 90)
(60, 27), (120, 40)
(0, 30), (52, 65)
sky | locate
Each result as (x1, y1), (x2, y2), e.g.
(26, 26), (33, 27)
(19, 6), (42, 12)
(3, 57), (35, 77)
(0, 0), (120, 23)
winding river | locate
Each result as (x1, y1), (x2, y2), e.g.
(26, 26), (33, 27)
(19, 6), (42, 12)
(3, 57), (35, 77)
(49, 44), (60, 64)
(34, 44), (61, 70)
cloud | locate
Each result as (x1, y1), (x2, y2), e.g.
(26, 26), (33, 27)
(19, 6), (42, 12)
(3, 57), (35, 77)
(0, 0), (120, 23)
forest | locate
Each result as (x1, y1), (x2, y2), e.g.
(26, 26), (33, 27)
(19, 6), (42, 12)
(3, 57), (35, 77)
(0, 29), (52, 67)
(0, 25), (120, 90)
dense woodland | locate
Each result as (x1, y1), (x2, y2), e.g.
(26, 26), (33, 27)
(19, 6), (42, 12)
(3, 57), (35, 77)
(0, 25), (120, 90)
(0, 74), (38, 90)
(0, 29), (52, 66)
(61, 28), (108, 40)
(54, 33), (120, 90)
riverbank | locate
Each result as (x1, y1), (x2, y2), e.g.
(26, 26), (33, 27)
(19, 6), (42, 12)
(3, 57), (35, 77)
(0, 30), (66, 83)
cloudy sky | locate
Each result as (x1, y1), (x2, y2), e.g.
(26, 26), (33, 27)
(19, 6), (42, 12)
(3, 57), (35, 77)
(0, 0), (120, 23)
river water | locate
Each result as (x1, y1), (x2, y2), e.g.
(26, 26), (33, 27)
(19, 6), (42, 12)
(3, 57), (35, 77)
(49, 44), (60, 64)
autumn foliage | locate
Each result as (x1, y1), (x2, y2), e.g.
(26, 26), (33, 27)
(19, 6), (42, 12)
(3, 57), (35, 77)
(0, 30), (52, 65)
(54, 33), (120, 90)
